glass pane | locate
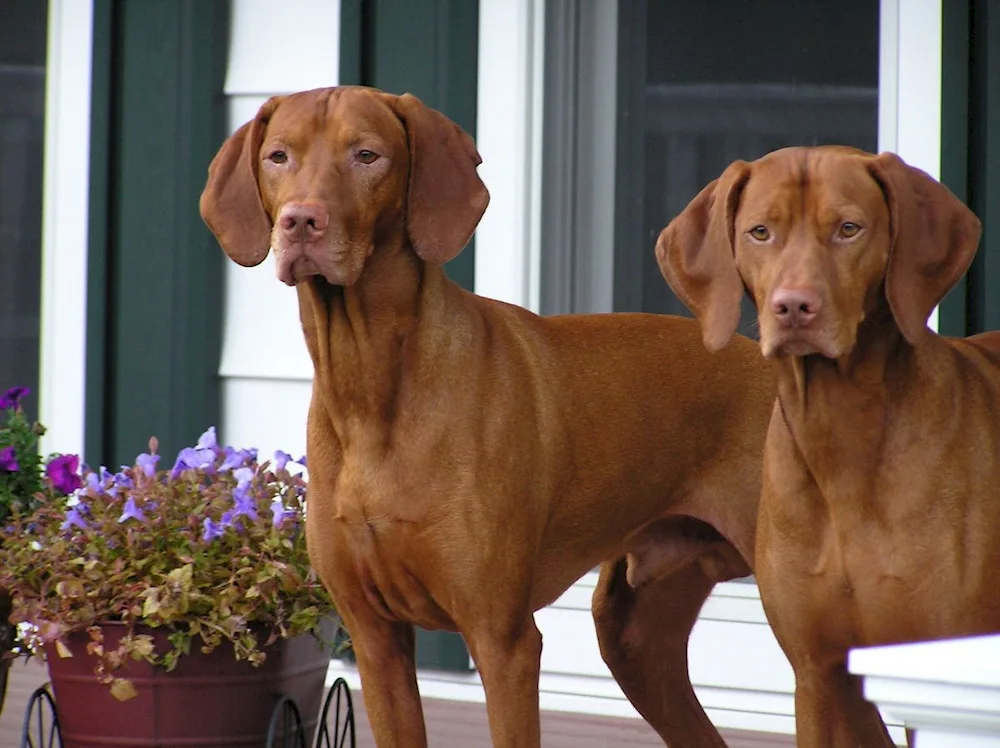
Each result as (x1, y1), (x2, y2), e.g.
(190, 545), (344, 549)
(0, 0), (48, 419)
(616, 0), (879, 327)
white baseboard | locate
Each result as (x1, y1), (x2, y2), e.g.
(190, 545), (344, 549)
(326, 658), (798, 736)
(326, 577), (906, 743)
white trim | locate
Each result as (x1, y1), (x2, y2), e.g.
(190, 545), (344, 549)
(537, 1), (618, 315)
(877, 0), (900, 154)
(526, 0), (545, 314)
(892, 0), (942, 179)
(38, 0), (93, 457)
(473, 0), (545, 311)
(884, 0), (943, 332)
(326, 659), (800, 736)
(850, 635), (1000, 746)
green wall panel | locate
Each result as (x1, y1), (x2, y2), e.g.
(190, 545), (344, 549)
(86, 0), (228, 469)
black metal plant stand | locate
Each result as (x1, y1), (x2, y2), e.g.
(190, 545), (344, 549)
(20, 686), (59, 748)
(19, 677), (356, 748)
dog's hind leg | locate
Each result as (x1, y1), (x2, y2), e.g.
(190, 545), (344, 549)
(593, 556), (728, 748)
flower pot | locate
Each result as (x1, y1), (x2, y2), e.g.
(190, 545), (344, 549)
(44, 621), (332, 748)
(0, 587), (13, 717)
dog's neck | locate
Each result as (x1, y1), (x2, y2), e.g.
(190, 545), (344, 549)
(298, 237), (474, 456)
(771, 307), (912, 515)
(295, 237), (464, 452)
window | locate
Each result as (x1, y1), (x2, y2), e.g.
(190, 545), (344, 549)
(541, 0), (879, 335)
(0, 0), (48, 417)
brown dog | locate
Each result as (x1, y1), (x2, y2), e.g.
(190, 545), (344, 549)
(657, 145), (1000, 747)
(200, 85), (775, 748)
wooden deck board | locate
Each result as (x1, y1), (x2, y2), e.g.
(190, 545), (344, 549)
(0, 659), (795, 747)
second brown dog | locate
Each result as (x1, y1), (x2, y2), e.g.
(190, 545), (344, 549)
(659, 145), (1000, 747)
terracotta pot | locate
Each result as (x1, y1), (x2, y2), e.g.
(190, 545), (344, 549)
(44, 620), (332, 748)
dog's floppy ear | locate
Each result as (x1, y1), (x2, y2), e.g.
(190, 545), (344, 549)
(868, 152), (982, 344)
(655, 161), (750, 352)
(389, 93), (490, 264)
(199, 96), (285, 267)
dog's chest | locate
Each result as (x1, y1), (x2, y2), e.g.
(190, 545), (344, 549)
(771, 500), (993, 650)
(313, 457), (459, 629)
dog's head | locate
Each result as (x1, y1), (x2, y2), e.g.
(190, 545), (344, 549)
(199, 86), (490, 286)
(655, 146), (981, 358)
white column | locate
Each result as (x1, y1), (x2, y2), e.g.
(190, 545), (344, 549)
(473, 0), (545, 311)
(38, 0), (94, 457)
(878, 0), (943, 332)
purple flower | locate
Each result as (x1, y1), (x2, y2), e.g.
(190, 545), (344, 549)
(0, 446), (19, 472)
(220, 447), (256, 472)
(233, 467), (254, 487)
(0, 386), (29, 410)
(195, 426), (219, 453)
(297, 455), (307, 468)
(273, 450), (293, 471)
(60, 507), (88, 531)
(202, 517), (224, 542)
(233, 494), (258, 521)
(86, 468), (119, 498)
(230, 467), (258, 521)
(114, 469), (134, 489)
(46, 454), (82, 494)
(136, 452), (159, 479)
(171, 447), (216, 477)
(270, 497), (293, 528)
(117, 497), (146, 524)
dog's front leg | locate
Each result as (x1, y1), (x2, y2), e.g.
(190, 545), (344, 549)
(793, 662), (895, 748)
(341, 606), (427, 748)
(466, 617), (543, 747)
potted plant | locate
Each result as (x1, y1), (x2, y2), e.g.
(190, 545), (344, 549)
(0, 425), (340, 747)
(0, 385), (55, 716)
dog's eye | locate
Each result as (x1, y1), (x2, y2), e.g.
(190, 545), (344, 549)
(839, 222), (862, 238)
(267, 150), (288, 164)
(749, 225), (771, 242)
(357, 150), (379, 164)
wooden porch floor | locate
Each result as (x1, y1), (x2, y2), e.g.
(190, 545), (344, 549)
(346, 692), (796, 747)
(0, 659), (795, 747)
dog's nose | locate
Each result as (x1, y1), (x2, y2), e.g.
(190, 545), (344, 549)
(771, 287), (822, 327)
(278, 203), (329, 243)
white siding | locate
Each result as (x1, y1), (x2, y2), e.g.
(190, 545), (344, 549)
(218, 0), (341, 458)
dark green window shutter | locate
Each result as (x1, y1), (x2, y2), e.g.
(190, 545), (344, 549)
(340, 0), (479, 673)
(340, 0), (479, 294)
(86, 0), (229, 469)
(940, 0), (1000, 337)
